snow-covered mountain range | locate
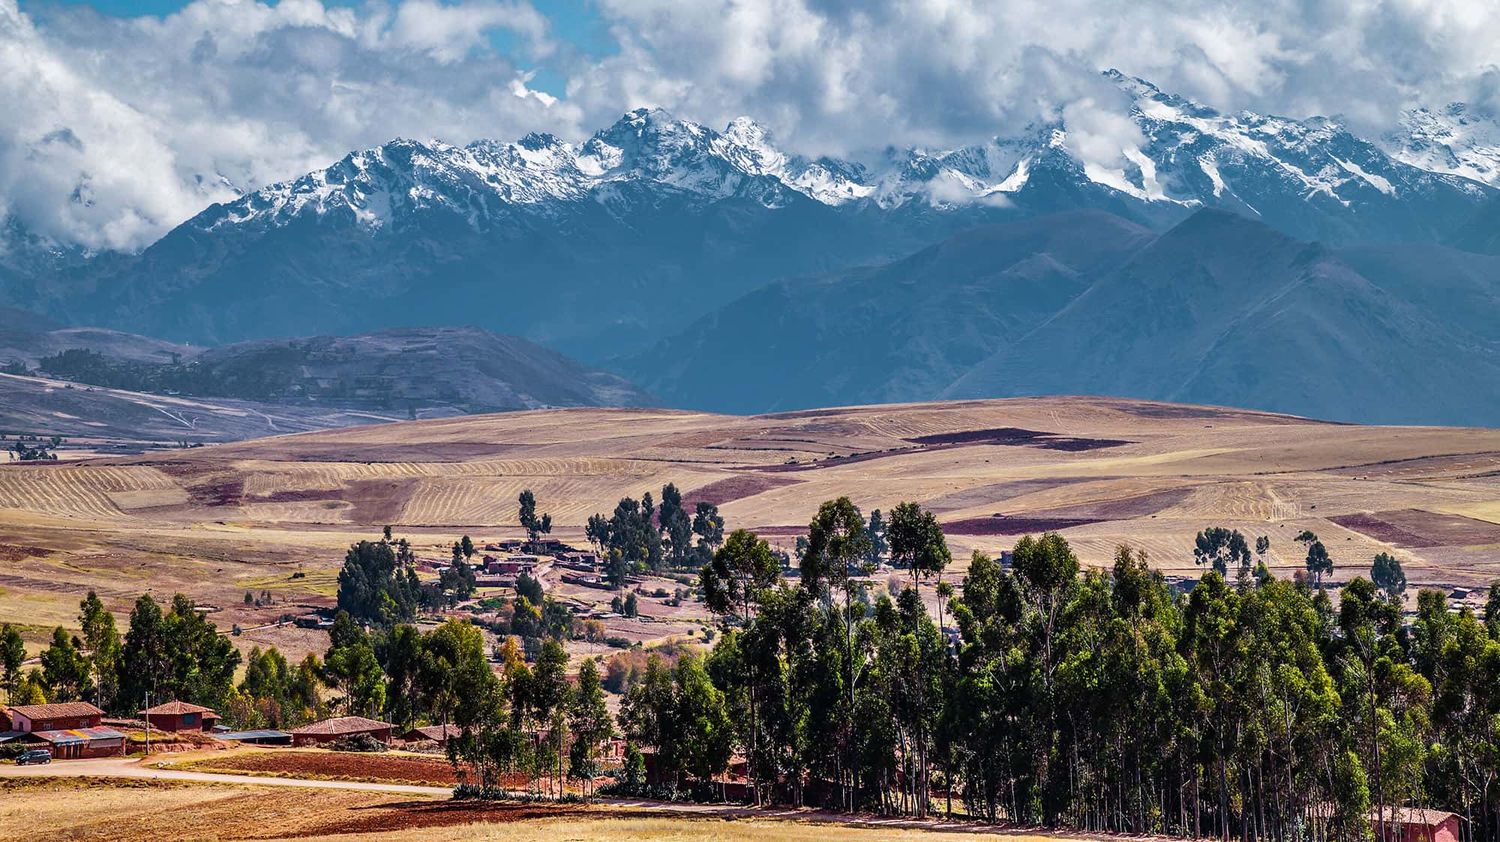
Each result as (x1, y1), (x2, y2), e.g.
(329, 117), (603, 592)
(3, 71), (1499, 366)
(190, 69), (1497, 238)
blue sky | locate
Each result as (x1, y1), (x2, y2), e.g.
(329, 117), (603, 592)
(20, 0), (617, 94)
(8, 0), (1500, 252)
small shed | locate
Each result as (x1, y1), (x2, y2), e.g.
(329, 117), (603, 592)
(1373, 808), (1461, 842)
(217, 729), (292, 746)
(290, 715), (394, 747)
(29, 726), (127, 759)
(141, 700), (220, 733)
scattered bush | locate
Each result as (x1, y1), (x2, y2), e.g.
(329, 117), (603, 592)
(329, 733), (389, 753)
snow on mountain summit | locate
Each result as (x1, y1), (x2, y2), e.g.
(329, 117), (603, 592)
(197, 75), (1495, 242)
(1387, 104), (1500, 187)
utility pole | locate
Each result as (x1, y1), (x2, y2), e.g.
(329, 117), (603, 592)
(144, 690), (150, 756)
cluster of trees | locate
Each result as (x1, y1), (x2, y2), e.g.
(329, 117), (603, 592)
(20, 487), (1500, 842)
(8, 435), (62, 461)
(1, 592), (239, 716)
(34, 347), (302, 401)
(336, 530), (480, 625)
(633, 497), (1500, 842)
(585, 484), (725, 583)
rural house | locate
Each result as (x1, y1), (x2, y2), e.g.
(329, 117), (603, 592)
(1373, 809), (1461, 842)
(141, 700), (221, 733)
(2, 702), (125, 759)
(290, 715), (393, 747)
(401, 724), (459, 745)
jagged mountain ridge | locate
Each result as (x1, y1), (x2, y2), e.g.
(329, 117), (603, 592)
(5, 71), (1500, 364)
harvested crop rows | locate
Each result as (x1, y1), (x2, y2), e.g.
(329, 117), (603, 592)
(1, 396), (1499, 654)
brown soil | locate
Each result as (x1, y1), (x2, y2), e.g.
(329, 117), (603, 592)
(1021, 487), (1193, 521)
(0, 543), (53, 562)
(942, 515), (1104, 535)
(295, 799), (695, 836)
(684, 474), (803, 507)
(907, 427), (1130, 451)
(1341, 509), (1500, 547)
(190, 750), (468, 786)
(1329, 513), (1439, 548)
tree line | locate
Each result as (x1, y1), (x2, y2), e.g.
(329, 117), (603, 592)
(674, 501), (1500, 842)
(12, 491), (1500, 842)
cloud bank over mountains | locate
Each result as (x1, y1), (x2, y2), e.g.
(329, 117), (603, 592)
(6, 0), (1500, 251)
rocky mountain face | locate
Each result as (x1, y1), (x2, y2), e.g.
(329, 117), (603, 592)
(3, 73), (1499, 423)
(8, 72), (1499, 365)
(629, 209), (1500, 425)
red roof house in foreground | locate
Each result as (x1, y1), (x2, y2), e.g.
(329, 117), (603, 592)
(141, 700), (221, 733)
(290, 715), (394, 747)
(2, 702), (125, 759)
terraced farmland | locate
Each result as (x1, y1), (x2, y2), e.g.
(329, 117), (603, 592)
(0, 396), (1497, 661)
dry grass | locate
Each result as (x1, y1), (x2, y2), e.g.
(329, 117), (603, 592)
(0, 396), (1498, 661)
(0, 778), (1059, 841)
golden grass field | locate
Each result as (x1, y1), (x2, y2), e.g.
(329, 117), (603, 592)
(0, 396), (1497, 660)
(0, 777), (1063, 841)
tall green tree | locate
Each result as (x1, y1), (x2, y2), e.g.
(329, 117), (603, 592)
(659, 483), (694, 568)
(799, 496), (873, 811)
(337, 539), (422, 625)
(324, 611), (386, 716)
(568, 658), (613, 800)
(78, 591), (121, 711)
(119, 594), (170, 710)
(1371, 552), (1407, 600)
(0, 624), (24, 702)
(518, 489), (553, 544)
(40, 627), (90, 702)
(1193, 527), (1251, 579)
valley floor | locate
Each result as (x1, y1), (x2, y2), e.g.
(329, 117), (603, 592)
(0, 396), (1497, 663)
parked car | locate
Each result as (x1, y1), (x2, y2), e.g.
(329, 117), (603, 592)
(16, 749), (51, 765)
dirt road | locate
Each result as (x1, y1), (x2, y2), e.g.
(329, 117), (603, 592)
(0, 756), (452, 797)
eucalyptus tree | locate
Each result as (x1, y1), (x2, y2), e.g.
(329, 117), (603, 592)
(699, 528), (782, 803)
(799, 497), (873, 811)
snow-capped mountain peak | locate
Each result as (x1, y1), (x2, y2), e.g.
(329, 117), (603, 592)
(189, 75), (1496, 245)
(1387, 103), (1500, 187)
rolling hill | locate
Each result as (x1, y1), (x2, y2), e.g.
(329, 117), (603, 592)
(0, 322), (654, 449)
(629, 210), (1500, 424)
(0, 397), (1496, 661)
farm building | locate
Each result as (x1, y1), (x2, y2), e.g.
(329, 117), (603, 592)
(1373, 808), (1461, 842)
(402, 724), (459, 744)
(486, 556), (539, 575)
(217, 729), (292, 746)
(1, 702), (125, 759)
(290, 715), (393, 747)
(141, 700), (220, 733)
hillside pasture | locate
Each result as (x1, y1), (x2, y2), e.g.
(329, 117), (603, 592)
(0, 397), (1497, 659)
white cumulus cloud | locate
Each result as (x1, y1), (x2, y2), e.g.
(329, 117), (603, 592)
(7, 0), (1500, 251)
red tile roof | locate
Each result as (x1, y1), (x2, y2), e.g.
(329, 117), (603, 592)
(141, 700), (219, 717)
(290, 716), (393, 736)
(7, 702), (103, 720)
(403, 724), (459, 742)
(1375, 808), (1460, 827)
